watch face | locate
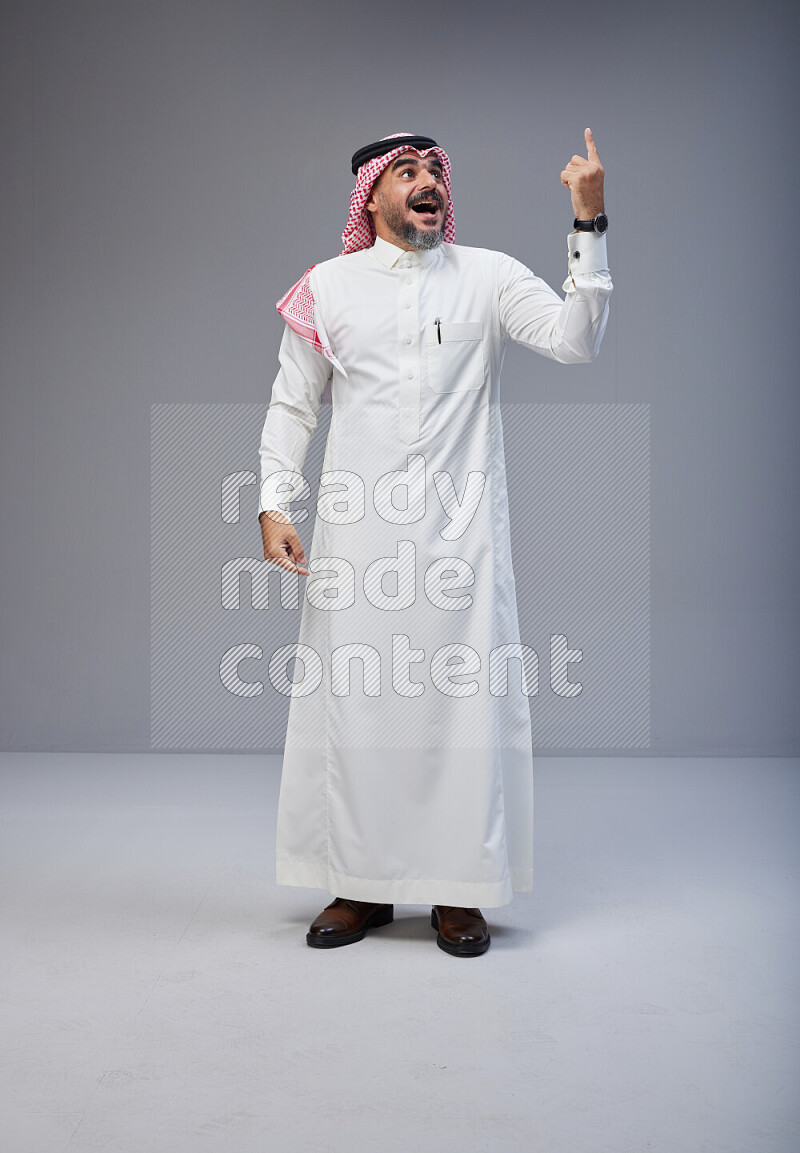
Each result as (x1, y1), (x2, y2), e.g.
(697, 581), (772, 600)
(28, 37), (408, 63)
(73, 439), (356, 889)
(594, 213), (608, 234)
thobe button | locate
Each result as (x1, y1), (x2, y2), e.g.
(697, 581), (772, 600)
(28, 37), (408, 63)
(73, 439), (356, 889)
(406, 371), (414, 378)
(403, 301), (411, 309)
(404, 335), (413, 344)
(405, 276), (413, 285)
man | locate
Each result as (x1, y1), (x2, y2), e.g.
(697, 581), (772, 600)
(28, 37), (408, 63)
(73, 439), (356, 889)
(258, 130), (612, 957)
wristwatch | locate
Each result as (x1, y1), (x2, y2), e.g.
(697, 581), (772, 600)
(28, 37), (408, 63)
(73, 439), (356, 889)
(573, 213), (608, 234)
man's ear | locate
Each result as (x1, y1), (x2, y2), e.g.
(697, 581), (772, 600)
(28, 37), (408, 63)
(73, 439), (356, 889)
(365, 176), (381, 216)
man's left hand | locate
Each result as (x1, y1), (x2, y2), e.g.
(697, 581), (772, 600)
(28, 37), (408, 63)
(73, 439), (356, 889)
(561, 128), (605, 220)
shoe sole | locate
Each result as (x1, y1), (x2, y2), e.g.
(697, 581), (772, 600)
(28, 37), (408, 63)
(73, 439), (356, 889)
(431, 907), (491, 956)
(306, 904), (394, 948)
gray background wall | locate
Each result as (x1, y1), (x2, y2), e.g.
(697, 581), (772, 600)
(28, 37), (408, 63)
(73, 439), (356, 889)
(1, 0), (797, 754)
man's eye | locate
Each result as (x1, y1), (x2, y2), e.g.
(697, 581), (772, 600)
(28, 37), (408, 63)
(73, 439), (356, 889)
(399, 166), (442, 179)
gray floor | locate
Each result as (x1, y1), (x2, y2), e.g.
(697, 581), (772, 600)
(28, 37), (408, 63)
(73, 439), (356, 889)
(0, 753), (798, 1153)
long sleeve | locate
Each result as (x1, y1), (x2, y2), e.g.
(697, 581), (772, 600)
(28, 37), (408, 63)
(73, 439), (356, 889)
(497, 230), (613, 363)
(258, 321), (332, 521)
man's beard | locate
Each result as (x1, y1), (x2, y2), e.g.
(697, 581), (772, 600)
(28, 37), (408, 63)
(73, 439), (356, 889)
(379, 193), (445, 250)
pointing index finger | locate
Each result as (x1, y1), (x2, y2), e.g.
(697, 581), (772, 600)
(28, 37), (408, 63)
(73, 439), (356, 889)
(585, 127), (600, 159)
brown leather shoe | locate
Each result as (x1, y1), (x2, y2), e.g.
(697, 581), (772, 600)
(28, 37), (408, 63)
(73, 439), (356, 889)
(306, 897), (394, 948)
(431, 906), (491, 956)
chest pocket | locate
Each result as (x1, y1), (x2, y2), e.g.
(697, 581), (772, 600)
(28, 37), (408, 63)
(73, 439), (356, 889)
(425, 321), (485, 393)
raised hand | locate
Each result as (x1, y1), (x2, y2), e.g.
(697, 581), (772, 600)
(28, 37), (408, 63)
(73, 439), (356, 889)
(560, 128), (605, 220)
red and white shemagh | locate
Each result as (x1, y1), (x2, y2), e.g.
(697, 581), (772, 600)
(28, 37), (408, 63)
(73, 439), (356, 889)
(275, 133), (454, 372)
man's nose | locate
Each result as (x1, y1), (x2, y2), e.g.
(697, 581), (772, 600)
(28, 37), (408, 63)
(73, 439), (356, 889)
(417, 172), (445, 201)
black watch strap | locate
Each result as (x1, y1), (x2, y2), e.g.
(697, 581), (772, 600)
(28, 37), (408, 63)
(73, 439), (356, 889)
(573, 213), (608, 234)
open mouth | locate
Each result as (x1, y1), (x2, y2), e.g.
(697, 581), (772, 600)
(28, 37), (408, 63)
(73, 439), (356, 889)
(410, 198), (441, 217)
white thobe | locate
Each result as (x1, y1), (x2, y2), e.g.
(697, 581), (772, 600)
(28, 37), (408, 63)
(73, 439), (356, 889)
(259, 230), (613, 907)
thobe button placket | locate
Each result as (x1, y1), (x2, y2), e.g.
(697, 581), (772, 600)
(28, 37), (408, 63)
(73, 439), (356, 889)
(397, 259), (421, 444)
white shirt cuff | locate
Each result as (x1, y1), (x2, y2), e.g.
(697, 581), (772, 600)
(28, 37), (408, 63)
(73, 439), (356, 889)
(567, 229), (609, 277)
